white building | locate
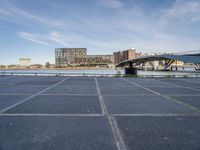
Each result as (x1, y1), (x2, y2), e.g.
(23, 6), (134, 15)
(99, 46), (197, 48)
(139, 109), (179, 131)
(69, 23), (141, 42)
(19, 58), (31, 67)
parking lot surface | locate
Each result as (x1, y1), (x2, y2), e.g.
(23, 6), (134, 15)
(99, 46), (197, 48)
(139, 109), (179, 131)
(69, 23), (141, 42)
(0, 76), (200, 150)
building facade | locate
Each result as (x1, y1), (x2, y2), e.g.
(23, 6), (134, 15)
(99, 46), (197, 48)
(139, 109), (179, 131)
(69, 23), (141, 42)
(113, 51), (122, 65)
(55, 48), (114, 67)
(122, 49), (136, 61)
(113, 48), (136, 64)
(86, 55), (114, 64)
(19, 58), (31, 67)
(55, 48), (87, 66)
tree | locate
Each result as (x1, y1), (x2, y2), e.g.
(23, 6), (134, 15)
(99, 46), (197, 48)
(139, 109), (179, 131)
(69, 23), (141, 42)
(45, 62), (50, 68)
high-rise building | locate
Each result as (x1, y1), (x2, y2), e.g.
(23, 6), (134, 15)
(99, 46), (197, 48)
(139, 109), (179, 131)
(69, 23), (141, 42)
(122, 49), (136, 61)
(113, 48), (136, 64)
(19, 58), (31, 67)
(55, 48), (87, 66)
(113, 51), (122, 64)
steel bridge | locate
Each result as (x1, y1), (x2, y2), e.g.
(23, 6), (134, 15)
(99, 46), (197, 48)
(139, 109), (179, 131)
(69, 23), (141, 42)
(116, 54), (200, 75)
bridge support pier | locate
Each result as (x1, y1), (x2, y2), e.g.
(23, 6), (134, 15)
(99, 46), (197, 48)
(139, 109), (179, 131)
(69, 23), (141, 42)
(124, 62), (137, 75)
(125, 67), (137, 75)
(164, 59), (175, 71)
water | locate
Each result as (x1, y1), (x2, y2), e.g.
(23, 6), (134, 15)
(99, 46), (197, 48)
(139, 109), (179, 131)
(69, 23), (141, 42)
(0, 68), (200, 77)
(0, 69), (119, 77)
(0, 69), (119, 75)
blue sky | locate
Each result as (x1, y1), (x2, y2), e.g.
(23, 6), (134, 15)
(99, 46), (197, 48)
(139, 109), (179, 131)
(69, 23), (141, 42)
(0, 0), (200, 64)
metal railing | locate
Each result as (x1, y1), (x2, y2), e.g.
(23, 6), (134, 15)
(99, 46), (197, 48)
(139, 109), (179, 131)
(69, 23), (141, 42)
(1, 71), (200, 78)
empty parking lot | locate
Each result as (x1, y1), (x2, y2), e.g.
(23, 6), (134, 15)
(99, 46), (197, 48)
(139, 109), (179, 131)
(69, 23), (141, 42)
(0, 76), (200, 150)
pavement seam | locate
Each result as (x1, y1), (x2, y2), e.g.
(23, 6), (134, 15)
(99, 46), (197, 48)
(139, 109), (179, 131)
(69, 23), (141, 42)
(95, 77), (107, 115)
(0, 94), (31, 95)
(0, 76), (15, 80)
(40, 94), (97, 96)
(95, 77), (127, 150)
(103, 94), (157, 96)
(2, 113), (200, 117)
(170, 83), (200, 92)
(108, 116), (128, 150)
(8, 77), (34, 86)
(0, 76), (18, 87)
(122, 78), (200, 113)
(0, 113), (103, 117)
(0, 77), (70, 113)
(165, 94), (200, 96)
(151, 78), (200, 92)
(168, 78), (200, 84)
(112, 113), (200, 116)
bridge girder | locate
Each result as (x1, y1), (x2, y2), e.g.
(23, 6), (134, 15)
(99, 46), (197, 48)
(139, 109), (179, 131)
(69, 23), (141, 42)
(116, 54), (200, 69)
(194, 63), (200, 70)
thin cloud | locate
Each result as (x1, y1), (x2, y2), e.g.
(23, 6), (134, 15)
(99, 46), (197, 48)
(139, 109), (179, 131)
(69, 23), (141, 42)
(18, 31), (71, 47)
(49, 31), (70, 46)
(99, 0), (124, 8)
(3, 0), (200, 54)
(166, 0), (200, 22)
(18, 32), (51, 46)
(0, 1), (67, 27)
(191, 16), (200, 22)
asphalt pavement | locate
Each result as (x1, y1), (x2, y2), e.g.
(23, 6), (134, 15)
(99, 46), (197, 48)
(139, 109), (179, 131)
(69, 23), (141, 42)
(0, 76), (200, 150)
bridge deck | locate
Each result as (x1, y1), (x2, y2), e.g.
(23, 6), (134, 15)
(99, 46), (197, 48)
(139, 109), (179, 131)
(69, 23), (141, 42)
(116, 54), (200, 67)
(0, 76), (200, 150)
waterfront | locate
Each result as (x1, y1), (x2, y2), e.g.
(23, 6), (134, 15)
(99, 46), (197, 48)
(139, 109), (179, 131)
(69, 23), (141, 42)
(1, 68), (200, 77)
(1, 0), (200, 149)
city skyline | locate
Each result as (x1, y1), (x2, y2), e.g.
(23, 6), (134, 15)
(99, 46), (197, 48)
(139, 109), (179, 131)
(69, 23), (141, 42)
(1, 0), (200, 64)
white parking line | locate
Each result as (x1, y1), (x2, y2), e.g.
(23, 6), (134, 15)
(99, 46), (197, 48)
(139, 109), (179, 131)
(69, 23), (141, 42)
(122, 78), (200, 113)
(40, 94), (97, 96)
(0, 77), (70, 113)
(0, 113), (103, 117)
(112, 113), (200, 117)
(95, 77), (107, 115)
(108, 116), (128, 150)
(166, 94), (200, 96)
(95, 77), (127, 150)
(152, 78), (200, 92)
(103, 94), (156, 96)
(0, 94), (31, 96)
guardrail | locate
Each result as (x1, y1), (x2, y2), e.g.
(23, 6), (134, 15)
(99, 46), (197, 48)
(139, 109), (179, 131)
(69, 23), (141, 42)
(0, 71), (119, 77)
(1, 71), (200, 78)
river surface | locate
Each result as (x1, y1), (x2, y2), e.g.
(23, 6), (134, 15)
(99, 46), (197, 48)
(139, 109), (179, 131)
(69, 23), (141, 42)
(1, 68), (200, 77)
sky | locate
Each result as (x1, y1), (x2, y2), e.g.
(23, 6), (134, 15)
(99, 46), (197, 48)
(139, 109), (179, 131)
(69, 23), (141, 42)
(0, 0), (200, 65)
